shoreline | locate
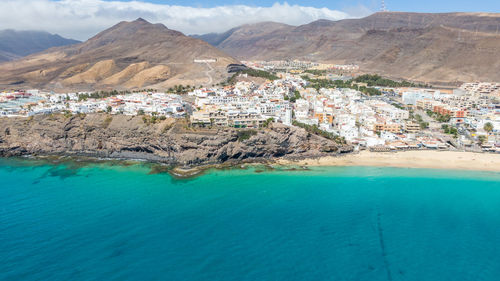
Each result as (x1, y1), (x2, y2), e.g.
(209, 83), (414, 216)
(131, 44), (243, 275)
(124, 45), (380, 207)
(2, 150), (499, 179)
(277, 150), (500, 173)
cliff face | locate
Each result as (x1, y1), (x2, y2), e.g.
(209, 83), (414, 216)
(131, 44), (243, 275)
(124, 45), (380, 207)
(0, 114), (352, 166)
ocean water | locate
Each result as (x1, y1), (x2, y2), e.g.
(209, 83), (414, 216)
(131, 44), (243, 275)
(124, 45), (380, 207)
(1, 158), (500, 281)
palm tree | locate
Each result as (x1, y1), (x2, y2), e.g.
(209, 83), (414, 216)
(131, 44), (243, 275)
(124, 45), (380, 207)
(355, 120), (362, 136)
(484, 122), (494, 134)
(478, 135), (487, 145)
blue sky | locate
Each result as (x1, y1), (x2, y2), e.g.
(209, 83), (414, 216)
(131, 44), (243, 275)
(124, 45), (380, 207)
(104, 0), (500, 13)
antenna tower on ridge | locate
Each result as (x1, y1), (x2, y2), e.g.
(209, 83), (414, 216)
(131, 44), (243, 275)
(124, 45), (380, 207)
(381, 0), (388, 12)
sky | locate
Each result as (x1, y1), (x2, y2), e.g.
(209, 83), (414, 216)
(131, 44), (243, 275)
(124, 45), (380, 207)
(128, 0), (500, 13)
(0, 0), (498, 40)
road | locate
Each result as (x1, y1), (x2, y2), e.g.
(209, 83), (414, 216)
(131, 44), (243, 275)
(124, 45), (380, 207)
(204, 62), (214, 85)
(414, 109), (434, 123)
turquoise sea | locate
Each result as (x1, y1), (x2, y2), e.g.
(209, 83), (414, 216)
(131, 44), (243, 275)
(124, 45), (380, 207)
(1, 158), (500, 281)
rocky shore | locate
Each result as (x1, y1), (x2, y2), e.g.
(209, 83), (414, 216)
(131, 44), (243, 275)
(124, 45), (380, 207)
(0, 114), (352, 170)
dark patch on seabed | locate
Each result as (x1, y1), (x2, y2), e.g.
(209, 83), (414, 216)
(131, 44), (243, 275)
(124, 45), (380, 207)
(37, 165), (82, 181)
(147, 163), (172, 175)
(377, 211), (393, 281)
(0, 156), (141, 183)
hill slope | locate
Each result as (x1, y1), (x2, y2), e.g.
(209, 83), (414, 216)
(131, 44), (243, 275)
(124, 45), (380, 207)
(200, 12), (500, 84)
(0, 30), (79, 62)
(0, 19), (238, 91)
(192, 22), (292, 47)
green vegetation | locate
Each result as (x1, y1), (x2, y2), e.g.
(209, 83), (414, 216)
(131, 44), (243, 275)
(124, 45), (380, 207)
(392, 103), (405, 110)
(292, 121), (346, 145)
(227, 69), (280, 85)
(304, 69), (327, 76)
(75, 89), (157, 101)
(302, 76), (348, 89)
(358, 86), (382, 96)
(301, 73), (431, 96)
(426, 110), (451, 123)
(132, 88), (157, 93)
(62, 110), (73, 118)
(137, 109), (145, 116)
(441, 124), (458, 137)
(354, 74), (430, 88)
(285, 90), (302, 102)
(226, 74), (238, 85)
(478, 135), (487, 145)
(78, 90), (130, 101)
(168, 85), (193, 94)
(141, 113), (164, 125)
(243, 69), (279, 80)
(414, 114), (429, 129)
(484, 122), (494, 134)
(262, 118), (275, 128)
(237, 130), (258, 141)
(301, 76), (382, 96)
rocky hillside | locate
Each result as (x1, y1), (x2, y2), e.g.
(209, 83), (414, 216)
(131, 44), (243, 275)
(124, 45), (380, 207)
(0, 114), (352, 166)
(192, 22), (293, 48)
(0, 19), (239, 91)
(0, 30), (79, 62)
(199, 12), (500, 84)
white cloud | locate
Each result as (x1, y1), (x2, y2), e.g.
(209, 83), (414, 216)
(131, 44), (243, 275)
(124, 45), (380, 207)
(0, 0), (372, 40)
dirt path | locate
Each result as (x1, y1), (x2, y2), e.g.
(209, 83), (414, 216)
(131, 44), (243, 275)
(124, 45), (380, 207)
(204, 62), (214, 85)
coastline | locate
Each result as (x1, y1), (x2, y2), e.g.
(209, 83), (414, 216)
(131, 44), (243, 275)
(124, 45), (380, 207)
(277, 150), (500, 172)
(2, 150), (500, 179)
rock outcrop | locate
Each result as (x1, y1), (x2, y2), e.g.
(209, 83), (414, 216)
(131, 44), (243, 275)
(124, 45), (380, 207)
(0, 114), (352, 166)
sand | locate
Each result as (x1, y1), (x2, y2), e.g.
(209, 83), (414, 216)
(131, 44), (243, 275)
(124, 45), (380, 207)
(278, 151), (500, 172)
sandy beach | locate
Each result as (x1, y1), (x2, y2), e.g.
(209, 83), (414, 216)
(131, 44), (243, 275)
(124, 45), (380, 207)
(278, 150), (500, 172)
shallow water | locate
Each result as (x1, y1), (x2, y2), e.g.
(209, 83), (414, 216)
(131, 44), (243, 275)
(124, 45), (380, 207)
(1, 158), (500, 281)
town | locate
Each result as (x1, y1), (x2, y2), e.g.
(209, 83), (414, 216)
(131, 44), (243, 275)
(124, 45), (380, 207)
(1, 62), (499, 153)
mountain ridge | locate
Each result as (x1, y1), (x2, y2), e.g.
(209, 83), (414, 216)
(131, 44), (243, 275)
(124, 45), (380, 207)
(196, 12), (500, 84)
(0, 30), (79, 62)
(0, 18), (239, 91)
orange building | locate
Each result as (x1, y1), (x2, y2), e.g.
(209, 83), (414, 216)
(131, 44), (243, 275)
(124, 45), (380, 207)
(314, 113), (334, 124)
(433, 105), (467, 118)
(374, 123), (402, 133)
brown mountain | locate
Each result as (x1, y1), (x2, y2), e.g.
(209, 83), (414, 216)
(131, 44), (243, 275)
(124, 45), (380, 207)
(200, 12), (500, 84)
(0, 18), (238, 91)
(192, 22), (292, 47)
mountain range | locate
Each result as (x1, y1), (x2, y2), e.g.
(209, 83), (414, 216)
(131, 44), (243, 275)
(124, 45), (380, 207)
(0, 19), (237, 91)
(0, 30), (79, 62)
(1, 12), (500, 91)
(195, 12), (500, 85)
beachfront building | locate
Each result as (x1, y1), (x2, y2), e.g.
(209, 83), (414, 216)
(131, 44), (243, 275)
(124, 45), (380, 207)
(190, 80), (294, 127)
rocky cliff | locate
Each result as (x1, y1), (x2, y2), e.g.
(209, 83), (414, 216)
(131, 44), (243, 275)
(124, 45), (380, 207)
(0, 114), (352, 166)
